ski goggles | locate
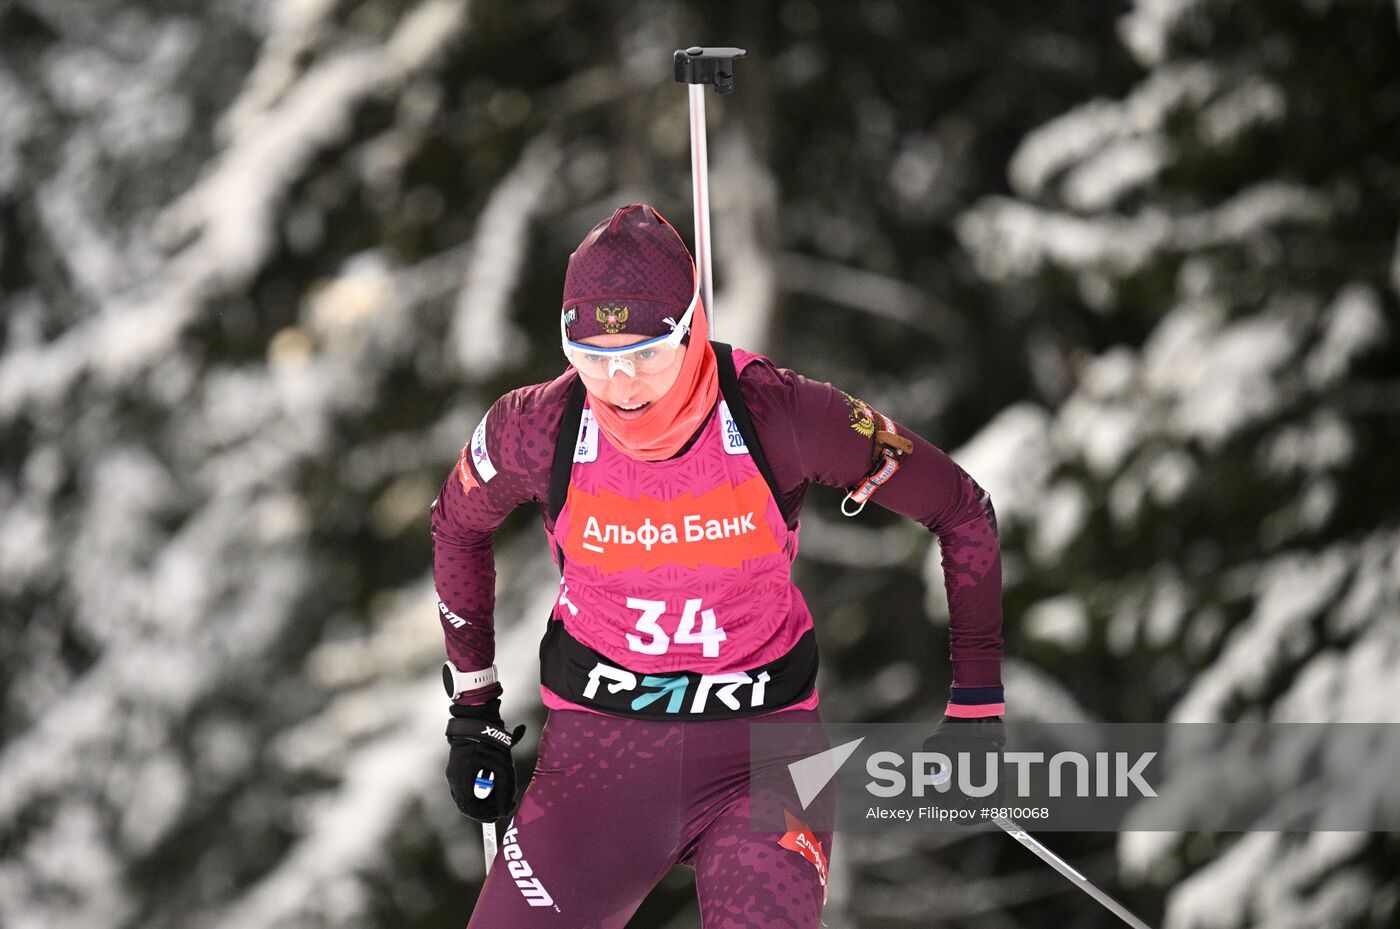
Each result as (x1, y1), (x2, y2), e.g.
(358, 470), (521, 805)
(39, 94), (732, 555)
(560, 279), (699, 379)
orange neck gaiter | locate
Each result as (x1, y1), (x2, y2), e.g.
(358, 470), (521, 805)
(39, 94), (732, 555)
(587, 303), (719, 462)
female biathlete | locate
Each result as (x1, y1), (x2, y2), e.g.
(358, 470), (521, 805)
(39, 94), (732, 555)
(431, 203), (1006, 929)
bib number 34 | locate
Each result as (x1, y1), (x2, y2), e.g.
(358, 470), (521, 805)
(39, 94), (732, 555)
(626, 597), (726, 657)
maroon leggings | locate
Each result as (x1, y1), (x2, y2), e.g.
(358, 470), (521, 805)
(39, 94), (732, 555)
(465, 708), (834, 929)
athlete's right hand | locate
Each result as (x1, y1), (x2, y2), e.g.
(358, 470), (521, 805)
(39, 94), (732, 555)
(445, 699), (526, 822)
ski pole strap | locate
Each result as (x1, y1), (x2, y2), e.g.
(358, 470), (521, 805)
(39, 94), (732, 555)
(841, 413), (914, 516)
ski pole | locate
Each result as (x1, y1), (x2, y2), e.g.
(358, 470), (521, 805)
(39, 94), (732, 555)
(673, 46), (745, 339)
(931, 766), (1155, 929)
(476, 769), (499, 873)
(992, 817), (1156, 929)
(482, 821), (497, 872)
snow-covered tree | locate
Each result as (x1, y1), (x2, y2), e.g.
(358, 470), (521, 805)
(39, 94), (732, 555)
(6, 0), (1393, 927)
(957, 1), (1400, 926)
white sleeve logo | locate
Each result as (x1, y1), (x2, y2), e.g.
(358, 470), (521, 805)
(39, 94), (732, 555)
(470, 411), (497, 483)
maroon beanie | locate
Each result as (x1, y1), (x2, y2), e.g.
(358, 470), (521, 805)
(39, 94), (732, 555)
(561, 204), (696, 343)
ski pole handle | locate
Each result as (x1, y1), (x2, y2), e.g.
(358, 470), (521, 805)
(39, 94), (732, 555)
(673, 46), (746, 93)
(674, 46), (745, 339)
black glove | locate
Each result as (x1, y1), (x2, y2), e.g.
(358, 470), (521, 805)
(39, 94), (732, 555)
(445, 699), (526, 822)
(921, 716), (1007, 822)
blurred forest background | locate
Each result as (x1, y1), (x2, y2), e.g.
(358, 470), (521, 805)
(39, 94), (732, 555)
(2, 0), (1398, 927)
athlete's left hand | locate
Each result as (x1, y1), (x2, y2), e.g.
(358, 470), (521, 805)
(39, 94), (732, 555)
(921, 716), (1006, 820)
